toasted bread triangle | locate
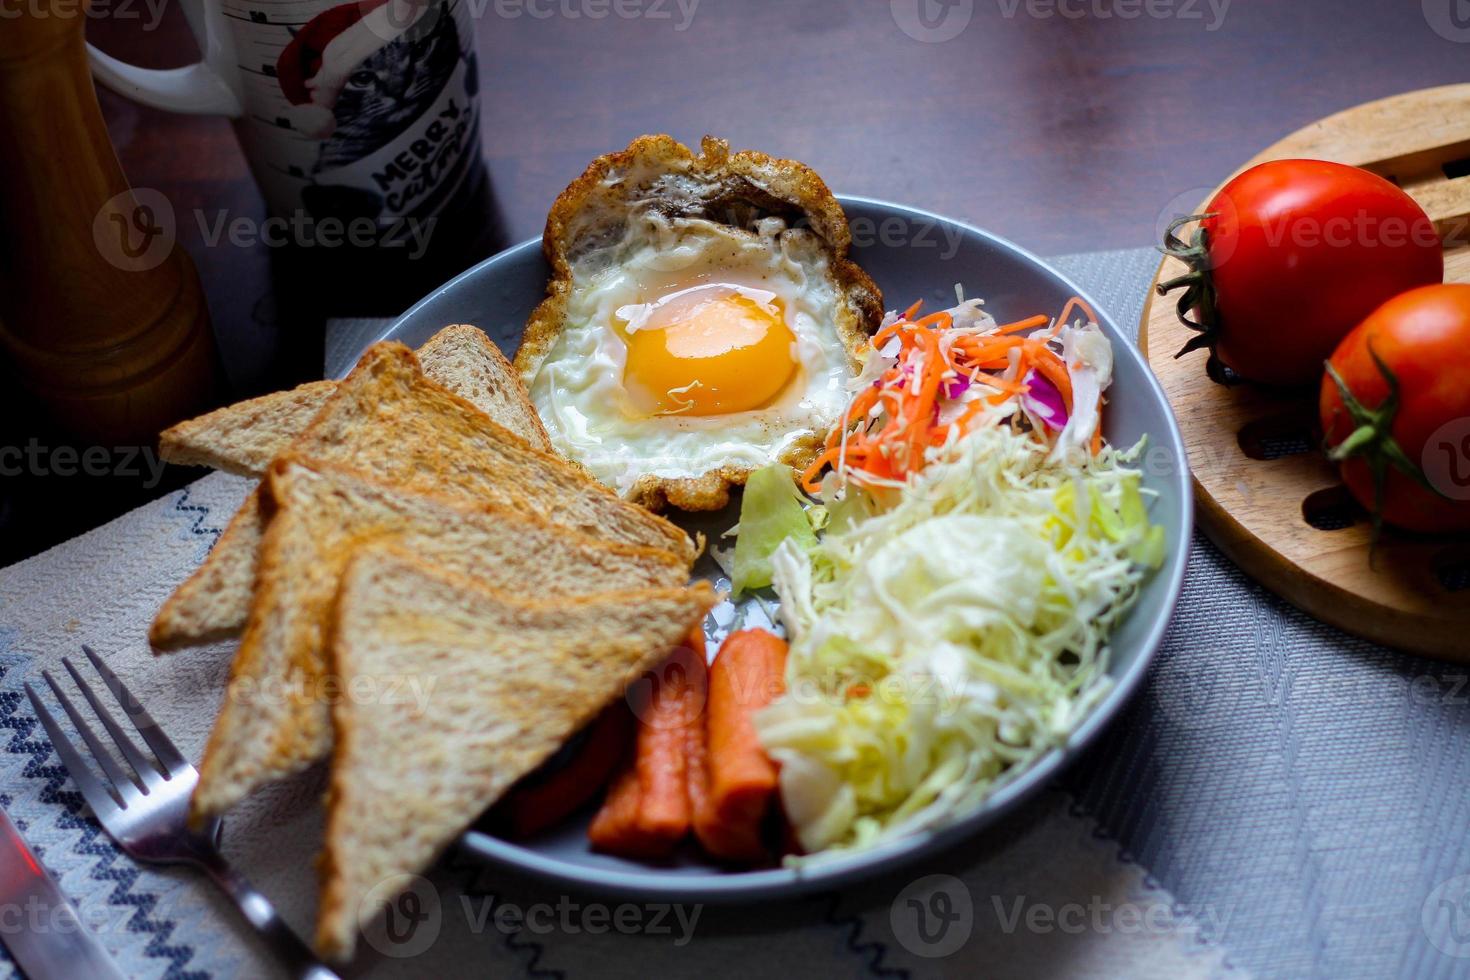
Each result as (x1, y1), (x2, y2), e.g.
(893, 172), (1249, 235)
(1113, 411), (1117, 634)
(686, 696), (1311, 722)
(159, 324), (551, 477)
(152, 326), (552, 650)
(151, 335), (691, 650)
(316, 543), (715, 960)
(190, 457), (692, 820)
(300, 342), (691, 559)
(415, 324), (553, 454)
(159, 380), (339, 477)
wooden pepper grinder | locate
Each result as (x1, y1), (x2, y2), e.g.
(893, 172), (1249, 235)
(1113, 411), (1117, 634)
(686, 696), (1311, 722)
(0, 0), (219, 446)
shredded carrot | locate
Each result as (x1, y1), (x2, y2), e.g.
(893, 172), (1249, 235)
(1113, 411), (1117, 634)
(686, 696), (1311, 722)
(825, 385), (881, 451)
(952, 398), (988, 433)
(1024, 341), (1074, 414)
(805, 296), (1106, 491)
(1048, 296), (1098, 339)
(801, 446), (841, 493)
(912, 311), (954, 330)
(1091, 396), (1104, 456)
(906, 328), (944, 471)
(951, 335), (1026, 362)
(995, 314), (1050, 335)
(871, 322), (903, 351)
(971, 372), (1028, 394)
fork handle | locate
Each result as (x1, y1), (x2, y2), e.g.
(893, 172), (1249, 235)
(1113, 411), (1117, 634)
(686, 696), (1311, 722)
(200, 854), (340, 980)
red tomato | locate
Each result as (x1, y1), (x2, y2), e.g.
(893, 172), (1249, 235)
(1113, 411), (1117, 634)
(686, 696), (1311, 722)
(1162, 160), (1442, 386)
(1320, 284), (1470, 534)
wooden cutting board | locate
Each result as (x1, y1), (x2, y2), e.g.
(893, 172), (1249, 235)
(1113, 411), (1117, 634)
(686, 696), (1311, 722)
(1140, 84), (1470, 663)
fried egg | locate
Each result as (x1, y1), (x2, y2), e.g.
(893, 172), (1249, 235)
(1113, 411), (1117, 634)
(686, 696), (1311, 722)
(516, 136), (882, 511)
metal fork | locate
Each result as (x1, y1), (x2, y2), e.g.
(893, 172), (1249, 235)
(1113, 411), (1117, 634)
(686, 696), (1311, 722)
(25, 646), (338, 980)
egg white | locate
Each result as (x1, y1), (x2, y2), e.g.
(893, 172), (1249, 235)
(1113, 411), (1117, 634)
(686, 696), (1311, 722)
(527, 214), (855, 496)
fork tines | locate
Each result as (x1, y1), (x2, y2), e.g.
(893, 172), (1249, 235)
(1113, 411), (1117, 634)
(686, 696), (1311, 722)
(25, 646), (190, 816)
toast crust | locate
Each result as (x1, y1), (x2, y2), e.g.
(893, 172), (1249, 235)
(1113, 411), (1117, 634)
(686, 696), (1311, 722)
(148, 489), (269, 651)
(515, 135), (883, 511)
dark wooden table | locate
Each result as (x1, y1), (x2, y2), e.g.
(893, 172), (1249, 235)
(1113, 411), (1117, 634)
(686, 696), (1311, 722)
(2, 0), (1465, 563)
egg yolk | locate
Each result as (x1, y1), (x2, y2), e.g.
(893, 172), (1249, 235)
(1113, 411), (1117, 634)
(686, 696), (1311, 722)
(623, 288), (797, 416)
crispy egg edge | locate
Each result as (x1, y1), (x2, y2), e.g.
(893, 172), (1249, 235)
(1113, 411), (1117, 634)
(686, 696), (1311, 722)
(514, 134), (884, 512)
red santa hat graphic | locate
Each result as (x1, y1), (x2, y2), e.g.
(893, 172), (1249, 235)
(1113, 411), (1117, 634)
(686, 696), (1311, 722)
(275, 0), (434, 138)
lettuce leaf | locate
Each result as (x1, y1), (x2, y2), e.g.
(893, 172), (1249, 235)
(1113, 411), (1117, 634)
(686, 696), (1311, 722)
(731, 464), (818, 595)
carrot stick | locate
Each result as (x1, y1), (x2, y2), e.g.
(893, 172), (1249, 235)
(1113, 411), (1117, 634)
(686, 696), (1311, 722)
(692, 629), (788, 863)
(587, 758), (652, 855)
(684, 631), (713, 854)
(588, 630), (706, 858)
(971, 372), (1028, 394)
(499, 705), (633, 838)
(633, 642), (704, 843)
(952, 399), (988, 433)
(898, 329), (939, 471)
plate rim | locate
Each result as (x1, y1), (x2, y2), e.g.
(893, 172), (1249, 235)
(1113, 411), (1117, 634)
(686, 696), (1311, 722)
(378, 194), (1194, 901)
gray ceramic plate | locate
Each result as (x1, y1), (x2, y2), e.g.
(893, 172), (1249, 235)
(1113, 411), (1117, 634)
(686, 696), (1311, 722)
(372, 197), (1193, 901)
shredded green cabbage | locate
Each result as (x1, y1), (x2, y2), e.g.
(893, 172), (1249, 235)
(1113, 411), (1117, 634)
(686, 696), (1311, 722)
(756, 422), (1162, 860)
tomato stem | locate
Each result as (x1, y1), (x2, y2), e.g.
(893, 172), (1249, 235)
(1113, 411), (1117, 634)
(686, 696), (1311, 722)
(1157, 212), (1238, 386)
(1323, 343), (1446, 545)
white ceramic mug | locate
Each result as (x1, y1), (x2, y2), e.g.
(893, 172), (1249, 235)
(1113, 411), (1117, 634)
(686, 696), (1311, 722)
(90, 0), (484, 226)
